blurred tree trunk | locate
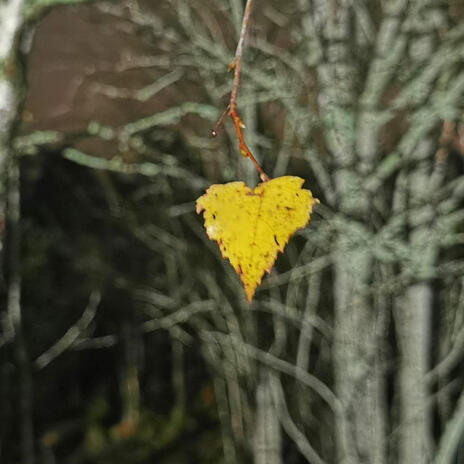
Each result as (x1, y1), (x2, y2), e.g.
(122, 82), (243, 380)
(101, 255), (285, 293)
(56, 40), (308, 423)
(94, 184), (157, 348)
(0, 0), (25, 283)
(253, 371), (281, 464)
(7, 150), (34, 464)
(299, 1), (462, 463)
(395, 147), (436, 463)
(0, 2), (35, 464)
(313, 3), (387, 462)
(394, 5), (447, 462)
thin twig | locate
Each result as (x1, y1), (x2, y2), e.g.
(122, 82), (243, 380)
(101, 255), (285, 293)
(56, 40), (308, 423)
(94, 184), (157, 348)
(229, 0), (253, 111)
(270, 374), (327, 464)
(425, 322), (464, 387)
(433, 387), (464, 464)
(220, 332), (342, 415)
(213, 0), (269, 182)
(34, 291), (101, 369)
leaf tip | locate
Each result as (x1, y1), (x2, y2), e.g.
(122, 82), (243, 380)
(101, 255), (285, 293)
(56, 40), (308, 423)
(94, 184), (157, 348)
(244, 286), (255, 303)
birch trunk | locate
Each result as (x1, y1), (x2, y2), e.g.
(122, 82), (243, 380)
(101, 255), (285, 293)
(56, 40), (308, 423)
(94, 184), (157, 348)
(395, 153), (436, 464)
(333, 243), (387, 464)
(8, 150), (34, 464)
(253, 371), (281, 464)
(312, 3), (387, 462)
(0, 2), (33, 463)
(0, 0), (25, 255)
(395, 285), (433, 463)
(394, 4), (447, 459)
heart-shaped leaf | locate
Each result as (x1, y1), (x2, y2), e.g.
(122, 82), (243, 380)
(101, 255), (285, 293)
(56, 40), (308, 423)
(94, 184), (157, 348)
(196, 176), (318, 301)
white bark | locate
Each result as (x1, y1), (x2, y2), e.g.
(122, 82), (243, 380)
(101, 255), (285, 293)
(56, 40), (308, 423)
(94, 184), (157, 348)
(395, 284), (433, 463)
(333, 240), (386, 464)
(0, 0), (24, 58)
(394, 5), (447, 459)
(395, 149), (436, 463)
(253, 372), (281, 464)
(310, 2), (388, 463)
(0, 0), (25, 259)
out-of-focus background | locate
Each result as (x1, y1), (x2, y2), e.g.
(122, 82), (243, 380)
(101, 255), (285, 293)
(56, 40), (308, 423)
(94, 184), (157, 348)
(1, 1), (464, 463)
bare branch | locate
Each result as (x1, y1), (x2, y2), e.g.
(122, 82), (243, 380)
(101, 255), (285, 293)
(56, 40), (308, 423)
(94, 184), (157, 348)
(220, 333), (341, 416)
(270, 374), (327, 464)
(34, 291), (101, 369)
(433, 388), (464, 464)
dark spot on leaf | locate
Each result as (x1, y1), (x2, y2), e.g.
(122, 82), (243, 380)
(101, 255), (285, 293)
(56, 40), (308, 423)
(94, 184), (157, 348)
(274, 235), (280, 246)
(238, 264), (243, 275)
(212, 214), (216, 219)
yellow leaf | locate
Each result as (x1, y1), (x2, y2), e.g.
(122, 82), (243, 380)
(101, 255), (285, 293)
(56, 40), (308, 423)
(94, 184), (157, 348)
(196, 176), (319, 302)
